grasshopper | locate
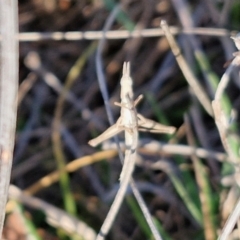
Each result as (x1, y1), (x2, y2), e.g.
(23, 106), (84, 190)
(90, 62), (175, 240)
(88, 62), (176, 147)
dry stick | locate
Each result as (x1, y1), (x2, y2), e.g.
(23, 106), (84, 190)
(139, 141), (227, 162)
(103, 140), (228, 162)
(9, 27), (233, 42)
(95, 6), (164, 240)
(160, 20), (213, 116)
(0, 0), (18, 236)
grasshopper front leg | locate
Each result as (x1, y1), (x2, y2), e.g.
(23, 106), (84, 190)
(88, 119), (124, 147)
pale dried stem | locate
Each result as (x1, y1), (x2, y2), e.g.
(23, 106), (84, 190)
(0, 27), (233, 42)
(160, 20), (213, 116)
(0, 0), (19, 236)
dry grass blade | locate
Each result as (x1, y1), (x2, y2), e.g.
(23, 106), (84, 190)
(137, 141), (228, 162)
(3, 27), (232, 42)
(160, 20), (213, 116)
(24, 150), (117, 195)
(0, 0), (19, 236)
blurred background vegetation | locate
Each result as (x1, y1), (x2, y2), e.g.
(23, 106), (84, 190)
(4, 0), (240, 239)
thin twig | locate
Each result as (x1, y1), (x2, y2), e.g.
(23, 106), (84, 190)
(103, 140), (228, 162)
(0, 27), (233, 42)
